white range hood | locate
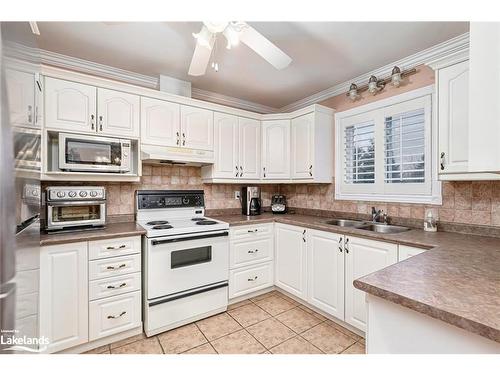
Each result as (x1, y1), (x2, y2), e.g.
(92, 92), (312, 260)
(141, 144), (214, 166)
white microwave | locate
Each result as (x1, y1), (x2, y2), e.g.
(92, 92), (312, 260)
(59, 133), (131, 173)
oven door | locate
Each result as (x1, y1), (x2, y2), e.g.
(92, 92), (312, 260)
(46, 201), (106, 230)
(146, 231), (229, 300)
(58, 133), (127, 172)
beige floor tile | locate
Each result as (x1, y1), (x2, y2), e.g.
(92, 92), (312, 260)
(270, 336), (322, 354)
(158, 323), (207, 354)
(249, 291), (278, 302)
(254, 295), (297, 316)
(273, 291), (300, 306)
(296, 305), (328, 321)
(359, 338), (366, 345)
(301, 322), (356, 354)
(211, 330), (266, 354)
(341, 342), (366, 354)
(111, 337), (163, 354)
(227, 303), (271, 327)
(195, 313), (241, 341)
(83, 344), (110, 354)
(246, 318), (296, 349)
(182, 343), (217, 354)
(110, 332), (146, 349)
(275, 307), (322, 333)
(325, 320), (363, 341)
(228, 299), (252, 310)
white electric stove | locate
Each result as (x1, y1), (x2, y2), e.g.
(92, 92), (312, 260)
(136, 190), (230, 337)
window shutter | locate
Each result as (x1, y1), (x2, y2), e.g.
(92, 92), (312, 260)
(344, 121), (375, 184)
(384, 108), (425, 184)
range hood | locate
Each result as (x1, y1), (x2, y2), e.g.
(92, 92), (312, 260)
(141, 144), (214, 166)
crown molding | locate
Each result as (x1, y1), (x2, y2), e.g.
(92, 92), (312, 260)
(191, 88), (278, 114)
(279, 32), (470, 112)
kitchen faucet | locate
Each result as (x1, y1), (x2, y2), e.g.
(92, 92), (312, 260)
(371, 207), (388, 224)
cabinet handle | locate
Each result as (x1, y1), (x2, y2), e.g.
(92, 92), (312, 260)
(302, 229), (306, 242)
(440, 152), (445, 171)
(176, 132), (180, 145)
(309, 165), (313, 177)
(247, 276), (258, 282)
(247, 249), (259, 254)
(99, 115), (103, 131)
(107, 311), (127, 319)
(27, 105), (33, 123)
(240, 165), (243, 177)
(106, 263), (126, 270)
(235, 165), (239, 177)
(338, 237), (343, 253)
(263, 167), (266, 178)
(247, 229), (258, 233)
(35, 106), (38, 125)
(107, 282), (127, 289)
(345, 238), (349, 254)
(106, 244), (127, 250)
(182, 132), (186, 146)
(90, 114), (95, 130)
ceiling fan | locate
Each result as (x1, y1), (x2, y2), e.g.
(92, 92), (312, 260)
(188, 21), (292, 76)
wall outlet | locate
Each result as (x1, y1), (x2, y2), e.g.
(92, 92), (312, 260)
(234, 191), (240, 200)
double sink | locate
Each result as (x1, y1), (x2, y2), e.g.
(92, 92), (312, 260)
(324, 219), (411, 234)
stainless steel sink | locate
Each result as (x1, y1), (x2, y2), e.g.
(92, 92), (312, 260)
(324, 219), (367, 228)
(358, 223), (411, 234)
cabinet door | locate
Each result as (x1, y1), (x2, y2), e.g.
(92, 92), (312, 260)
(275, 224), (307, 299)
(438, 60), (469, 174)
(291, 113), (314, 179)
(180, 105), (214, 151)
(39, 242), (88, 353)
(97, 88), (140, 137)
(140, 97), (180, 147)
(344, 236), (397, 332)
(307, 230), (344, 320)
(213, 112), (239, 178)
(6, 69), (36, 128)
(239, 117), (261, 180)
(261, 120), (290, 179)
(44, 77), (97, 133)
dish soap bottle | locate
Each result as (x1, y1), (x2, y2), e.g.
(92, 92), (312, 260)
(424, 211), (437, 232)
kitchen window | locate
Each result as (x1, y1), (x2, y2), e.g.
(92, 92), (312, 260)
(335, 85), (441, 204)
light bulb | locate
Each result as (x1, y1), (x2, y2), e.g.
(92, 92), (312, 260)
(368, 75), (380, 94)
(391, 66), (402, 87)
(348, 83), (360, 101)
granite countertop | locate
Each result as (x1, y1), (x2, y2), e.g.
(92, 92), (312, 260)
(40, 222), (146, 246)
(215, 212), (500, 343)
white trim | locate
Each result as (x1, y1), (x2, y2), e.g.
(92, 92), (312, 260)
(191, 88), (278, 114)
(279, 33), (470, 112)
(335, 85), (442, 205)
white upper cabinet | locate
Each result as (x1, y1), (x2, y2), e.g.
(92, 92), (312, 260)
(291, 113), (314, 179)
(261, 119), (290, 179)
(45, 77), (97, 134)
(239, 117), (261, 180)
(213, 112), (239, 178)
(97, 88), (140, 138)
(6, 69), (37, 128)
(344, 235), (397, 332)
(141, 97), (180, 147)
(437, 60), (470, 174)
(180, 105), (214, 151)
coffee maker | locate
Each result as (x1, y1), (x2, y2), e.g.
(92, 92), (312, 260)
(241, 186), (261, 216)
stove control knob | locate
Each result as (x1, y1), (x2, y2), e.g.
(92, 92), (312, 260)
(79, 191), (88, 198)
(90, 190), (98, 198)
(68, 191), (77, 198)
(56, 191), (66, 198)
(182, 197), (189, 205)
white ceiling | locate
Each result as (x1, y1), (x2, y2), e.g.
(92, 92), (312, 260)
(35, 22), (468, 108)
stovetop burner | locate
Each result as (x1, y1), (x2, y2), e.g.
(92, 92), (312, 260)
(191, 217), (207, 221)
(152, 224), (173, 230)
(196, 220), (217, 225)
(147, 220), (169, 226)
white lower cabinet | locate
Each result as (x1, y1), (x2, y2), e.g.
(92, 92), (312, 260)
(229, 263), (274, 299)
(274, 224), (307, 299)
(344, 236), (398, 331)
(307, 230), (344, 320)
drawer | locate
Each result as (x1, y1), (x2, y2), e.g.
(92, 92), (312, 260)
(89, 272), (141, 301)
(230, 237), (273, 269)
(399, 245), (428, 262)
(89, 291), (141, 341)
(230, 223), (273, 241)
(16, 292), (38, 319)
(13, 269), (38, 295)
(89, 254), (141, 281)
(89, 236), (141, 260)
(229, 262), (274, 299)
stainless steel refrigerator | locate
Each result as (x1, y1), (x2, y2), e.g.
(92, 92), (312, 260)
(1, 22), (41, 354)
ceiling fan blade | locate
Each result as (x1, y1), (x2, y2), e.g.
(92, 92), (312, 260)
(188, 38), (215, 76)
(29, 21), (40, 35)
(239, 24), (292, 70)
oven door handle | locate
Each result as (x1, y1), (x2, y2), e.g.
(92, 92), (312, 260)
(148, 281), (229, 307)
(151, 231), (229, 245)
(46, 200), (106, 206)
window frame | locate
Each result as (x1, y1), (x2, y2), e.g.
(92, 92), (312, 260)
(335, 85), (442, 205)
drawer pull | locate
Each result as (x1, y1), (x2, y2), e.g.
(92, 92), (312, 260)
(106, 283), (127, 289)
(247, 276), (258, 282)
(247, 249), (259, 254)
(247, 229), (258, 233)
(107, 311), (127, 319)
(106, 244), (127, 250)
(106, 264), (126, 270)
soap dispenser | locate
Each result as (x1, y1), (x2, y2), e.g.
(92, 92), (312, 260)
(424, 211), (437, 232)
